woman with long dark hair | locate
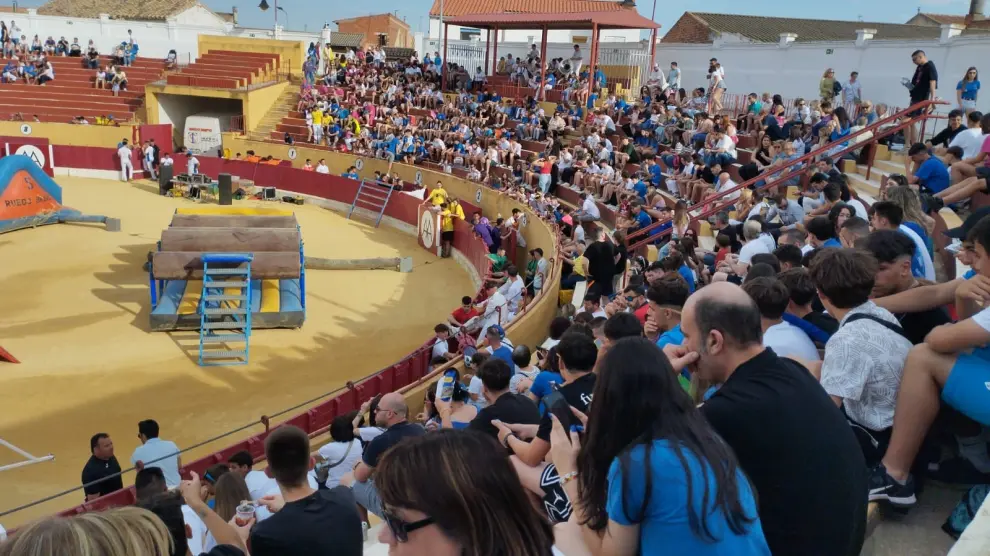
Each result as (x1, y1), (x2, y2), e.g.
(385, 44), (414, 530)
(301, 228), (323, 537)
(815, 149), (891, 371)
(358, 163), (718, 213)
(375, 429), (560, 555)
(550, 338), (770, 555)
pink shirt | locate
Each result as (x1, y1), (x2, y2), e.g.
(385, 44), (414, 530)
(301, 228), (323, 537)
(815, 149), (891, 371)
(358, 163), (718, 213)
(982, 135), (990, 167)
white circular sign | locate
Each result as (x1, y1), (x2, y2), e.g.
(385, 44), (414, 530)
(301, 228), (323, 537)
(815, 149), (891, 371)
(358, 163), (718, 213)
(519, 213), (529, 228)
(19, 123), (31, 135)
(355, 158), (365, 170)
(415, 170), (423, 185)
(287, 147), (297, 160)
(420, 209), (436, 248)
(15, 144), (45, 169)
(475, 187), (482, 204)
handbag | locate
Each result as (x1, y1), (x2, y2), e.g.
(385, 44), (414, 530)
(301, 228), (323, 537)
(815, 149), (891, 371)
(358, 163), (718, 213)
(313, 441), (355, 484)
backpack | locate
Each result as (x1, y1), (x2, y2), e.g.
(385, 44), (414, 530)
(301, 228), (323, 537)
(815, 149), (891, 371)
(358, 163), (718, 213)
(832, 80), (843, 95)
(943, 484), (990, 539)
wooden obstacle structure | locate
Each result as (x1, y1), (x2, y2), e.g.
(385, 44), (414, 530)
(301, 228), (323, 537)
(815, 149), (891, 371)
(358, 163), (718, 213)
(305, 256), (413, 273)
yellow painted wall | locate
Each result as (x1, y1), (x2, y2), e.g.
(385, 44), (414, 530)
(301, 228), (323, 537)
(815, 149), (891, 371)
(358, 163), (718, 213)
(243, 81), (291, 132)
(0, 121), (135, 147)
(198, 35), (304, 79)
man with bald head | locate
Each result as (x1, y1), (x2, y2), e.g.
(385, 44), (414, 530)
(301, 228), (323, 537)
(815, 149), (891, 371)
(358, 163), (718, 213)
(341, 392), (424, 517)
(675, 282), (868, 556)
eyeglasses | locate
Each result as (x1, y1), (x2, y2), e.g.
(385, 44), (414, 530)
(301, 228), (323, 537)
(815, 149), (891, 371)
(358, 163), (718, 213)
(383, 509), (435, 542)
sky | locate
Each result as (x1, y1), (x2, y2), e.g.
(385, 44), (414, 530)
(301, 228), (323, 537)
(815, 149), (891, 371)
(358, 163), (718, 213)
(14, 0), (977, 33)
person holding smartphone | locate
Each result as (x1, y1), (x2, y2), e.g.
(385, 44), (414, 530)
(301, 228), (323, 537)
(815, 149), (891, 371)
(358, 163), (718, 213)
(495, 328), (598, 524)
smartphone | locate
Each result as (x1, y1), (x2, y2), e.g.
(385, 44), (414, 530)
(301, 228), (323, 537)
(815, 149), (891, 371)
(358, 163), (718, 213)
(542, 387), (574, 431)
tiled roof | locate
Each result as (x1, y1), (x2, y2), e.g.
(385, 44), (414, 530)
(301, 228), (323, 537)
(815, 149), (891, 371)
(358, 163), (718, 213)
(38, 0), (198, 20)
(915, 13), (970, 25)
(328, 32), (364, 48)
(429, 0), (631, 17)
(681, 12), (960, 42)
(384, 47), (416, 59)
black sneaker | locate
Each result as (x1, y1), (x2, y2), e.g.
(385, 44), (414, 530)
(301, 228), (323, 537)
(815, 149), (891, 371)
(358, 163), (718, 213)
(868, 464), (917, 507)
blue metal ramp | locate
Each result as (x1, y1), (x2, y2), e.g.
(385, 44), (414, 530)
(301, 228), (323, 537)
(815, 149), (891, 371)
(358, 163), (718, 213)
(346, 179), (395, 228)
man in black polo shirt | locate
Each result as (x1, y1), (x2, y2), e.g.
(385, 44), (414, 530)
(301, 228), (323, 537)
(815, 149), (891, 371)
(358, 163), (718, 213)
(583, 227), (617, 296)
(679, 282), (867, 556)
(81, 432), (123, 501)
(252, 426), (363, 556)
(342, 392), (424, 518)
(469, 358), (540, 440)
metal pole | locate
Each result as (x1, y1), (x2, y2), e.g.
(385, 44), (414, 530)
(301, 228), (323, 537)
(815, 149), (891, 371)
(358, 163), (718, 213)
(492, 25), (499, 76)
(442, 22), (449, 91)
(586, 23), (598, 110)
(539, 25), (548, 101)
(649, 28), (657, 72)
(484, 28), (490, 75)
(274, 0), (278, 29)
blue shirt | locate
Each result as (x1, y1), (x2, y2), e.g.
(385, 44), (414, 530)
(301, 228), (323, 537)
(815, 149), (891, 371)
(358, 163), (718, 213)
(633, 180), (648, 201)
(529, 371), (562, 415)
(489, 344), (514, 368)
(677, 265), (695, 293)
(958, 79), (981, 101)
(823, 238), (843, 248)
(634, 210), (653, 231)
(342, 172), (359, 180)
(964, 269), (977, 280)
(914, 156), (950, 193)
(656, 324), (684, 349)
(607, 440), (770, 555)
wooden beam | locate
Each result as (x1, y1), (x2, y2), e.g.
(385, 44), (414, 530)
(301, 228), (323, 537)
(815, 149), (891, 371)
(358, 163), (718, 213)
(160, 227), (301, 253)
(168, 215), (298, 229)
(305, 256), (412, 272)
(153, 252), (301, 279)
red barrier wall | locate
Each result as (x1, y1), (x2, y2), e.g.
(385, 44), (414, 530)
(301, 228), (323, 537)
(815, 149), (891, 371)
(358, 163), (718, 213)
(45, 147), (494, 518)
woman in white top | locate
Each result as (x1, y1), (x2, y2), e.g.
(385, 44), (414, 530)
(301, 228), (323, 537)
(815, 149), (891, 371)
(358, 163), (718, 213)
(313, 414), (365, 489)
(373, 429), (566, 556)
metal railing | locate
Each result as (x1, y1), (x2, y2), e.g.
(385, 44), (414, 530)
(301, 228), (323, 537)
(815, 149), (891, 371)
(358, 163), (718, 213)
(626, 98), (949, 251)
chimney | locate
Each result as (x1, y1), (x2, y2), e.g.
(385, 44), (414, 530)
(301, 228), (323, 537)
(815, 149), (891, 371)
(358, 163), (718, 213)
(971, 0), (987, 21)
(778, 32), (797, 47)
(231, 6), (238, 25)
(940, 23), (965, 43)
(855, 28), (876, 46)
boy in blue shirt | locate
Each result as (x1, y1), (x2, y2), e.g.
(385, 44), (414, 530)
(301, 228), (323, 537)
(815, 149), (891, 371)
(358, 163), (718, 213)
(907, 142), (950, 194)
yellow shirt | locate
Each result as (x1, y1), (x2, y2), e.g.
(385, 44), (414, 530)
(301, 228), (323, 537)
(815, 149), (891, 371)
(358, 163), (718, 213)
(312, 110), (324, 124)
(321, 113), (334, 126)
(441, 209), (454, 232)
(451, 201), (465, 221)
(428, 187), (448, 206)
(572, 256), (588, 277)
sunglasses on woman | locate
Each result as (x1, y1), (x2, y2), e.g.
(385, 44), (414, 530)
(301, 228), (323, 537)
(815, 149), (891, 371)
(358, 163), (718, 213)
(383, 509), (435, 542)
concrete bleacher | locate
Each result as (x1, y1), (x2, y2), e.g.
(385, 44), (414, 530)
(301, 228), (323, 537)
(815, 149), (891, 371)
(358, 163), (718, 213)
(167, 50), (279, 89)
(0, 55), (165, 122)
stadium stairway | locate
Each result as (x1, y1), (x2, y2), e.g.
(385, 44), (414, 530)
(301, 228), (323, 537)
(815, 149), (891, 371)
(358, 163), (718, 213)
(246, 87), (300, 141)
(0, 55), (166, 122)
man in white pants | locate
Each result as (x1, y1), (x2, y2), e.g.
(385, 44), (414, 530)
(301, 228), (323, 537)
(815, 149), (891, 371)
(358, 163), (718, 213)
(569, 44), (583, 77)
(143, 140), (157, 180)
(117, 139), (133, 182)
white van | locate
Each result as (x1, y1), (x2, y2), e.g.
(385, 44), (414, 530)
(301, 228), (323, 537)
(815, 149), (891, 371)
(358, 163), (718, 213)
(183, 113), (232, 155)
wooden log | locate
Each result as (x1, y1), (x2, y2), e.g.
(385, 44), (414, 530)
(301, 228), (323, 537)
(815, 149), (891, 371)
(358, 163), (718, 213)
(169, 215), (297, 229)
(305, 256), (411, 271)
(160, 228), (301, 253)
(153, 251), (301, 279)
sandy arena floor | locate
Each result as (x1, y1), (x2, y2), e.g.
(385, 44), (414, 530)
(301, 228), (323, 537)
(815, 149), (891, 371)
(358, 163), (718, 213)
(0, 176), (472, 526)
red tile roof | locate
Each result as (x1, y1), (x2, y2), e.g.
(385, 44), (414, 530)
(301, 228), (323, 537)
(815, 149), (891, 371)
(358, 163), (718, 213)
(429, 0), (631, 18)
(446, 10), (659, 30)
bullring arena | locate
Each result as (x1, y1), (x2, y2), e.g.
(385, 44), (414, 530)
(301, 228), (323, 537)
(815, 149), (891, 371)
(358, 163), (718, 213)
(0, 171), (475, 523)
(0, 35), (561, 534)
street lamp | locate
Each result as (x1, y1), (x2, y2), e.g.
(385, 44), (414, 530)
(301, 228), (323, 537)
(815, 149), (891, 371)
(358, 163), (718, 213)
(258, 0), (288, 29)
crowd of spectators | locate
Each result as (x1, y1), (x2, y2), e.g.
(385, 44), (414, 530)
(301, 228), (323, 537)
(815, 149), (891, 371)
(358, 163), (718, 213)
(4, 41), (990, 556)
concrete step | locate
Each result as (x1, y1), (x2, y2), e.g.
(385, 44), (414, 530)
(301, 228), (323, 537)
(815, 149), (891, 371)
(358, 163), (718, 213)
(849, 165), (883, 196)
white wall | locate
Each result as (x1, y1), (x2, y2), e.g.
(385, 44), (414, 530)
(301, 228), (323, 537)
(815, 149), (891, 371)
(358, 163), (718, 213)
(11, 7), (237, 65)
(655, 34), (990, 114)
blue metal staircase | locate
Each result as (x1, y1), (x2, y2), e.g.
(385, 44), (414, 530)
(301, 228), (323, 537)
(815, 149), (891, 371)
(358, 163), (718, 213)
(198, 253), (253, 366)
(347, 179), (395, 227)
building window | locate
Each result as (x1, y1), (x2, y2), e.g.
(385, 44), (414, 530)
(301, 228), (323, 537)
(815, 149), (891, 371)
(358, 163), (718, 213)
(460, 27), (481, 41)
(377, 33), (388, 46)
